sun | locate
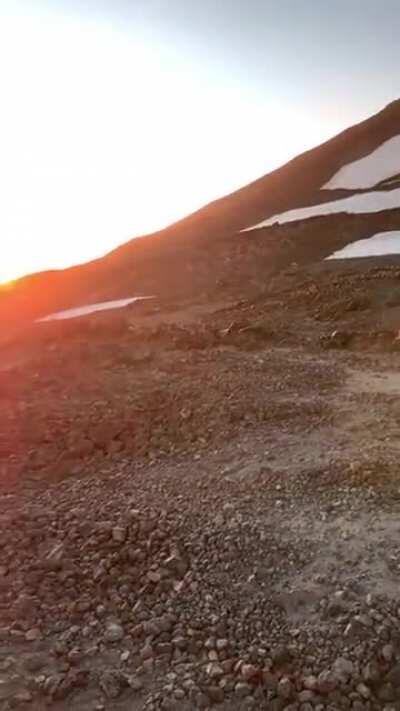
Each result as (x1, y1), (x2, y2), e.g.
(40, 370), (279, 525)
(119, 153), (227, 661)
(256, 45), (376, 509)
(0, 277), (16, 291)
(0, 259), (23, 285)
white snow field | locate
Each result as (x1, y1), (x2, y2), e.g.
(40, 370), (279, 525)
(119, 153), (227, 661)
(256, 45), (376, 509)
(323, 135), (400, 190)
(37, 297), (154, 323)
(326, 231), (400, 260)
(242, 187), (400, 231)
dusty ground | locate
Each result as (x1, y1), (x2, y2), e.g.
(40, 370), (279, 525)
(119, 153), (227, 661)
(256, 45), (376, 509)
(2, 259), (400, 709)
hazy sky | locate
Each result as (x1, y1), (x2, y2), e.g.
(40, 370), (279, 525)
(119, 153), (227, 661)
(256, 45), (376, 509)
(1, 0), (399, 282)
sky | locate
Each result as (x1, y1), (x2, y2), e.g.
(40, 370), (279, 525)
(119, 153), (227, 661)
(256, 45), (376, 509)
(1, 0), (399, 283)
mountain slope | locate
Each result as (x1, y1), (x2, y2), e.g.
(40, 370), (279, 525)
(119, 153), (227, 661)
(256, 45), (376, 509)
(1, 98), (400, 332)
(4, 101), (400, 711)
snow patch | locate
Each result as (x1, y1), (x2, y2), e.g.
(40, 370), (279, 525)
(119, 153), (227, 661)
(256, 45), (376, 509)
(323, 135), (400, 190)
(242, 187), (400, 231)
(326, 231), (400, 260)
(37, 297), (154, 322)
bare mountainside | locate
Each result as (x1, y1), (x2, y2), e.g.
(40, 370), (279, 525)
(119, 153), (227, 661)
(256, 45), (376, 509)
(2, 102), (400, 710)
(1, 98), (400, 331)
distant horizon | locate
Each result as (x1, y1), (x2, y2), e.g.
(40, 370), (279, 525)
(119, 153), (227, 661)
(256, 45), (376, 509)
(1, 0), (399, 283)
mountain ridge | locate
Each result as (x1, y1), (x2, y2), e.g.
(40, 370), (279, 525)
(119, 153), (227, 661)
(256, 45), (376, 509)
(2, 97), (400, 332)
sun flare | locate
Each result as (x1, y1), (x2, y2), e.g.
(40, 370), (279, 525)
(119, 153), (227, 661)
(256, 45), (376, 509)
(0, 3), (347, 284)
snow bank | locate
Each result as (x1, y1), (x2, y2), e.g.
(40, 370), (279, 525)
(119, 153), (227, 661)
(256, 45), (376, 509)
(323, 135), (400, 190)
(37, 296), (154, 323)
(242, 187), (400, 231)
(326, 230), (400, 260)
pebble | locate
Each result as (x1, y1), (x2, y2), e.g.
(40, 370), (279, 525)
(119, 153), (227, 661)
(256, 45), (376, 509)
(241, 663), (259, 681)
(207, 686), (224, 703)
(112, 526), (127, 542)
(277, 676), (293, 700)
(303, 675), (318, 690)
(317, 670), (338, 694)
(104, 622), (124, 643)
(333, 656), (354, 679)
(25, 628), (41, 642)
(357, 682), (371, 699)
(382, 644), (395, 663)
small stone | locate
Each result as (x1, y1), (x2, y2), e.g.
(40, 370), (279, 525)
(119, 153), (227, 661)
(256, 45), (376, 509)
(216, 638), (229, 651)
(126, 675), (143, 692)
(303, 675), (318, 691)
(142, 658), (154, 674)
(23, 653), (48, 672)
(140, 643), (154, 661)
(164, 553), (188, 578)
(174, 689), (185, 700)
(128, 508), (140, 521)
(235, 682), (252, 698)
(221, 659), (235, 674)
(14, 690), (33, 702)
(25, 628), (41, 642)
(112, 526), (127, 543)
(44, 543), (65, 570)
(99, 670), (123, 699)
(263, 670), (278, 691)
(363, 661), (381, 684)
(386, 662), (400, 688)
(120, 651), (130, 662)
(317, 670), (337, 694)
(206, 662), (224, 679)
(207, 686), (224, 703)
(241, 664), (259, 681)
(0, 627), (10, 640)
(333, 657), (354, 680)
(0, 657), (14, 672)
(104, 622), (124, 643)
(277, 677), (293, 700)
(156, 643), (173, 655)
(357, 682), (371, 699)
(382, 645), (395, 663)
(271, 645), (291, 665)
(130, 623), (144, 639)
(299, 690), (315, 702)
(326, 598), (348, 617)
(172, 636), (187, 651)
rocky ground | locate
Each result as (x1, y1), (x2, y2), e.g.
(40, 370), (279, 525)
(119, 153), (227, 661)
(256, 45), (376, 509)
(2, 259), (400, 709)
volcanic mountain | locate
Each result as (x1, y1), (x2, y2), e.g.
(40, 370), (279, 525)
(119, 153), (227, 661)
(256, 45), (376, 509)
(2, 97), (400, 333)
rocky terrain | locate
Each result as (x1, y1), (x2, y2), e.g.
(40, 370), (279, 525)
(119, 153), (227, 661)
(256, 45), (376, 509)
(2, 254), (400, 710)
(2, 100), (400, 709)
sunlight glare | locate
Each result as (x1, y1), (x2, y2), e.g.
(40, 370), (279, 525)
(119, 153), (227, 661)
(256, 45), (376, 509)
(0, 4), (335, 283)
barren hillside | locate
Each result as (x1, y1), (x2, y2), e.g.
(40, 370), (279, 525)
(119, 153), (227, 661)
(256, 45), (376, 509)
(2, 101), (400, 710)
